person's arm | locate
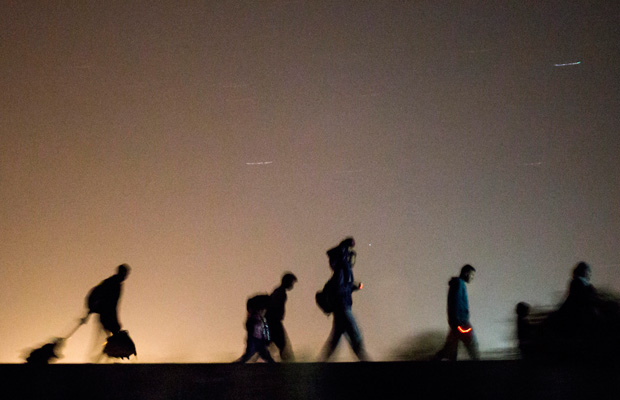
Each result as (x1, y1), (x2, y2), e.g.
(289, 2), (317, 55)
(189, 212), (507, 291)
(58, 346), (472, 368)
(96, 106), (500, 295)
(447, 287), (457, 328)
(447, 281), (468, 328)
(455, 284), (470, 328)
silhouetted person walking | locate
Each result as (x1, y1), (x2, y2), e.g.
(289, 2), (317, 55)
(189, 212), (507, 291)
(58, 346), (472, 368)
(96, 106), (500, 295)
(236, 294), (275, 363)
(320, 237), (368, 361)
(266, 272), (297, 361)
(436, 264), (479, 361)
(558, 262), (598, 321)
(85, 264), (136, 361)
(86, 264), (130, 335)
(516, 302), (536, 358)
(554, 261), (602, 350)
(24, 264), (134, 364)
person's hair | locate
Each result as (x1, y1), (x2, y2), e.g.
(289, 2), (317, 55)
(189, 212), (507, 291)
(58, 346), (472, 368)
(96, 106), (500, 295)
(281, 272), (297, 286)
(460, 264), (475, 277)
(573, 261), (590, 278)
(339, 237), (355, 248)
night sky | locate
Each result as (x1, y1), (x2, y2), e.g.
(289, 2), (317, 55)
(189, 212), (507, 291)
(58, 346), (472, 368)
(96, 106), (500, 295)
(2, 1), (619, 363)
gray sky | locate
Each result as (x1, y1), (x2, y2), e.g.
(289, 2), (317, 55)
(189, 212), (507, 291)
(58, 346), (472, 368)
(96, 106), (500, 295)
(1, 0), (619, 362)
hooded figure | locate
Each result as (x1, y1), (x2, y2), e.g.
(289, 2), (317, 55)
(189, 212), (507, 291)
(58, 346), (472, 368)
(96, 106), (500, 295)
(319, 237), (368, 361)
(558, 262), (598, 323)
(447, 276), (471, 330)
(435, 264), (479, 361)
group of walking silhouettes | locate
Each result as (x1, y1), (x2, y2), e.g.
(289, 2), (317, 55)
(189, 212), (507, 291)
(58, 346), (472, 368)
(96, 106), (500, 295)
(28, 235), (612, 364)
(516, 262), (620, 360)
(26, 236), (479, 363)
(233, 237), (478, 363)
(234, 237), (371, 363)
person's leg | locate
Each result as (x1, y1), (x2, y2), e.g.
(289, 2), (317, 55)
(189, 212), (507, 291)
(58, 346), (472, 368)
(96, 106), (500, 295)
(341, 308), (368, 361)
(99, 311), (121, 335)
(268, 320), (286, 358)
(320, 312), (345, 361)
(279, 326), (294, 362)
(270, 321), (294, 361)
(436, 329), (459, 361)
(462, 329), (480, 360)
(88, 315), (109, 363)
(258, 343), (276, 363)
(235, 337), (259, 363)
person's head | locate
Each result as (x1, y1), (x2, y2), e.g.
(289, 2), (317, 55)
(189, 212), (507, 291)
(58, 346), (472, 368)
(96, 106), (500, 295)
(573, 261), (591, 280)
(247, 294), (270, 315)
(339, 237), (355, 250)
(459, 264), (476, 283)
(281, 272), (297, 290)
(117, 264), (130, 281)
(516, 302), (530, 318)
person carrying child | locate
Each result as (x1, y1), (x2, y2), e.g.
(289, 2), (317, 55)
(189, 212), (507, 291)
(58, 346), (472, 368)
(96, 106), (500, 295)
(235, 294), (275, 363)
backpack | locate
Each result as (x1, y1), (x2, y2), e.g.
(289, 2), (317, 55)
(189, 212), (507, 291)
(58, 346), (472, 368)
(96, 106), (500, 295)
(316, 279), (335, 314)
(86, 284), (104, 314)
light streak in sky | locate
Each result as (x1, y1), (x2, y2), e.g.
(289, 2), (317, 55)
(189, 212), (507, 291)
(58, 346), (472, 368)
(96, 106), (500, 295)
(245, 161), (273, 166)
(522, 162), (543, 166)
(554, 61), (581, 67)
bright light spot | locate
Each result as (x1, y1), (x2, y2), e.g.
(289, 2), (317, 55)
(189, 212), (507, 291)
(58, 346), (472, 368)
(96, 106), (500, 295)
(458, 326), (472, 333)
(554, 61), (581, 67)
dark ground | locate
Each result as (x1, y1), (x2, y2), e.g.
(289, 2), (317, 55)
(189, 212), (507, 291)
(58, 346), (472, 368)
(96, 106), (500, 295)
(2, 360), (618, 400)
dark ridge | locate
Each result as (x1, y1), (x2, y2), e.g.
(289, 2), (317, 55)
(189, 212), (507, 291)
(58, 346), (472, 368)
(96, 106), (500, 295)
(2, 360), (619, 400)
